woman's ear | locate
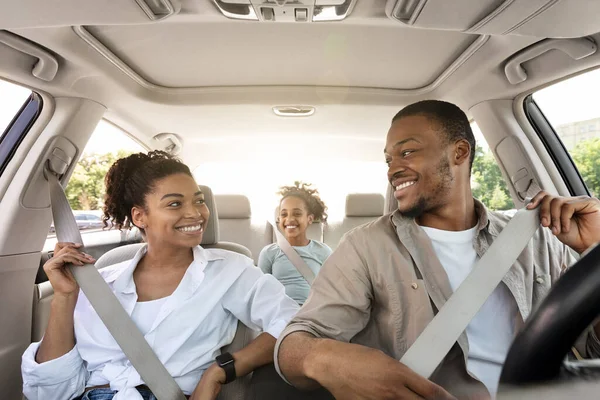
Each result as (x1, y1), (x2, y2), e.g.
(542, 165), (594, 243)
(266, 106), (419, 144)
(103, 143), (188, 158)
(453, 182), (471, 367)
(307, 214), (314, 225)
(131, 206), (146, 229)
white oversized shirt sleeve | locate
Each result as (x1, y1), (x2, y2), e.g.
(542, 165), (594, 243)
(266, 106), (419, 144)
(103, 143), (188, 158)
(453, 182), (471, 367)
(222, 260), (299, 338)
(21, 341), (88, 400)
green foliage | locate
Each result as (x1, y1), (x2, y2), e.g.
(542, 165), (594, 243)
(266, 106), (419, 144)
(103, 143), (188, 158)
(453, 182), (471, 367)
(65, 150), (133, 210)
(471, 145), (513, 211)
(472, 138), (600, 210)
(571, 138), (600, 197)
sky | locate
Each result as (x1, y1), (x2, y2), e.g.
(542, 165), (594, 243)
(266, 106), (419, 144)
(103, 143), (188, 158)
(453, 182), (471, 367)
(0, 80), (31, 133)
(533, 67), (600, 127)
(83, 120), (145, 155)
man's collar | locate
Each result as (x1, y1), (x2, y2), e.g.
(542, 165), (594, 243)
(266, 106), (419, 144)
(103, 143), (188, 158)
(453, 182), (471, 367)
(390, 198), (497, 235)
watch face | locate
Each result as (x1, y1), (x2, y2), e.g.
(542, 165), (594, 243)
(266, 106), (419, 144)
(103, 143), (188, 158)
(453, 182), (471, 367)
(216, 352), (236, 384)
(219, 357), (234, 366)
(217, 352), (234, 366)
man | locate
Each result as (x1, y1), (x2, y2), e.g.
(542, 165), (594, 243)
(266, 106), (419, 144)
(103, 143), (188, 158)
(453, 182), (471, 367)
(274, 100), (600, 399)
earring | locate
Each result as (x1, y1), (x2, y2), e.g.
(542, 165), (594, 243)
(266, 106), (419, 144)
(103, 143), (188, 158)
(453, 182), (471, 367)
(140, 224), (145, 229)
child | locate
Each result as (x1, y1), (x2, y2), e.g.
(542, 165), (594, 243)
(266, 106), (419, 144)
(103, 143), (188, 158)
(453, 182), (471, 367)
(258, 182), (332, 305)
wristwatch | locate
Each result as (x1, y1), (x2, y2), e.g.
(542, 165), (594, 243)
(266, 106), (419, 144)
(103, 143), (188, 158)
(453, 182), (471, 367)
(215, 352), (236, 384)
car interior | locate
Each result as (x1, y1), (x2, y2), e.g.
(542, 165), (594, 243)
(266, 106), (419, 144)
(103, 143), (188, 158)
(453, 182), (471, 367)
(2, 0), (600, 398)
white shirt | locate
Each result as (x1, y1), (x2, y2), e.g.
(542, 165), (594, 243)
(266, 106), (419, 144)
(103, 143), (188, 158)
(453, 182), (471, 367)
(21, 245), (300, 400)
(131, 297), (169, 336)
(421, 225), (519, 397)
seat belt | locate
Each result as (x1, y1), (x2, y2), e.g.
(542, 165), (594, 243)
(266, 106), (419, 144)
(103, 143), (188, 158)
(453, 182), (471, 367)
(400, 205), (541, 378)
(46, 168), (187, 400)
(269, 221), (315, 285)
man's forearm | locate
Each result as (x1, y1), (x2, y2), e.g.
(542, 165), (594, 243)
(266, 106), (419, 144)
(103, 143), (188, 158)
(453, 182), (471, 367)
(277, 331), (333, 389)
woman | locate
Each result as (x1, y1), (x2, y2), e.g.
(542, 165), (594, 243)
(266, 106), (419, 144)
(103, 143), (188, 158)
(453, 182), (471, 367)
(257, 182), (332, 305)
(21, 151), (299, 400)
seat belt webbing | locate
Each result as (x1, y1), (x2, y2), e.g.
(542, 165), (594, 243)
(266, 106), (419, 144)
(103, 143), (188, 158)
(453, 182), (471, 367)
(47, 172), (187, 400)
(400, 206), (540, 378)
(269, 221), (315, 285)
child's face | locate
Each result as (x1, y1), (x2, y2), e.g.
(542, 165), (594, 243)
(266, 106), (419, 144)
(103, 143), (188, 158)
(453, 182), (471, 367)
(278, 196), (314, 241)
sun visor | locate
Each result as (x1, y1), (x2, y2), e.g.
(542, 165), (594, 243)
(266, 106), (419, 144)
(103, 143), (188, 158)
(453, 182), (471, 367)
(0, 0), (180, 29)
(385, 0), (600, 39)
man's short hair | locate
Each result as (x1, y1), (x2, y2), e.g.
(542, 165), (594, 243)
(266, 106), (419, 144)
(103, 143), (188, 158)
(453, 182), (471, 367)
(392, 100), (476, 171)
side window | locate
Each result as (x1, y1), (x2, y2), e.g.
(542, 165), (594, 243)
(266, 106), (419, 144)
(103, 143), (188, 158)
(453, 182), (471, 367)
(533, 69), (600, 197)
(471, 122), (514, 212)
(47, 120), (144, 236)
(0, 79), (32, 133)
(0, 79), (41, 176)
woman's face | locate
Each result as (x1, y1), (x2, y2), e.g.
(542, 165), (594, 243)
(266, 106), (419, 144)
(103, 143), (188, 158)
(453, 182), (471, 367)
(278, 196), (314, 241)
(133, 173), (209, 249)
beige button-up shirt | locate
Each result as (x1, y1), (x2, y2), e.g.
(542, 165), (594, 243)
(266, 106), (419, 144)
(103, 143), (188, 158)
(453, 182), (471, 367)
(275, 200), (600, 398)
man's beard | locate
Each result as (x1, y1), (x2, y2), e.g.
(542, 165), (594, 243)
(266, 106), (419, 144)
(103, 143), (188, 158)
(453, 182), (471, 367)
(399, 156), (453, 219)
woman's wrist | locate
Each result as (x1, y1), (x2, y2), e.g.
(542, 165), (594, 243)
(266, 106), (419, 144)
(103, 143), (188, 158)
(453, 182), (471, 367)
(230, 350), (254, 378)
(208, 363), (227, 384)
(52, 292), (78, 309)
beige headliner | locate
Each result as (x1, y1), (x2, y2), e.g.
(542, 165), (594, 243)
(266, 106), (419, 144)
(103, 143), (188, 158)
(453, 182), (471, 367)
(1, 0), (600, 166)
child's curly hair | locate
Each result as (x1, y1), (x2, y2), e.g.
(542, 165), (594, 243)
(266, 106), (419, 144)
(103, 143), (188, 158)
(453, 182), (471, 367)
(103, 150), (192, 231)
(278, 181), (328, 223)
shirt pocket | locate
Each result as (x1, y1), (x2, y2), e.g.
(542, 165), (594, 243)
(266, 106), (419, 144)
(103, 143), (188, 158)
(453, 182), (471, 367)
(390, 279), (434, 353)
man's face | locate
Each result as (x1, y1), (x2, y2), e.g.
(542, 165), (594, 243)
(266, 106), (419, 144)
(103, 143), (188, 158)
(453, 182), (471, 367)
(384, 115), (455, 218)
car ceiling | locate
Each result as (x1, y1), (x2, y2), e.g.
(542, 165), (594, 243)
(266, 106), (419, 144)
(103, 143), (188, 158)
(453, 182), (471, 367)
(1, 0), (600, 166)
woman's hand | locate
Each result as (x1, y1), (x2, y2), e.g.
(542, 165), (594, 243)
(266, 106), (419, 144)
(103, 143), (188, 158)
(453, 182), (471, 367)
(189, 363), (226, 400)
(44, 242), (95, 298)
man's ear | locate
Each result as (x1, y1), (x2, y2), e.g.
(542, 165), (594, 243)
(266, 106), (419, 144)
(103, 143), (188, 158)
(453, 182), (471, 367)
(131, 206), (146, 229)
(454, 139), (471, 167)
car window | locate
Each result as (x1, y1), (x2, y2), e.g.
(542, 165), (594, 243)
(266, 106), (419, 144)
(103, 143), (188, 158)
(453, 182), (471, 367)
(47, 120), (145, 237)
(194, 161), (388, 222)
(195, 125), (514, 218)
(0, 79), (32, 134)
(0, 79), (42, 176)
(471, 123), (514, 212)
(533, 69), (600, 197)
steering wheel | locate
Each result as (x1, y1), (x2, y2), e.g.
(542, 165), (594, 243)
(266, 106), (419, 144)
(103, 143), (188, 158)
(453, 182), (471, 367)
(499, 243), (600, 387)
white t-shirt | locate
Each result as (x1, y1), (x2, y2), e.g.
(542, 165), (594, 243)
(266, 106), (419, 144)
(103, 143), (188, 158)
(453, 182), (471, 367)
(131, 297), (169, 335)
(421, 225), (519, 397)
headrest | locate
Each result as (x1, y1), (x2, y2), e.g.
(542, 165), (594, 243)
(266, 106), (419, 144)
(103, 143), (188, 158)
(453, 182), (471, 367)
(199, 185), (219, 245)
(94, 185), (221, 269)
(345, 193), (385, 217)
(214, 194), (251, 219)
(95, 243), (144, 269)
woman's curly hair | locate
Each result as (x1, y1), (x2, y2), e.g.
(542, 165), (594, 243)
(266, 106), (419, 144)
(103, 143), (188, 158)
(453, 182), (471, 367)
(278, 181), (328, 223)
(102, 150), (192, 230)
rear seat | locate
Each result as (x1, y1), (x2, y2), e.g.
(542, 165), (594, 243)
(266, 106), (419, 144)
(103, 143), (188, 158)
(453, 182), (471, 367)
(324, 193), (385, 250)
(215, 194), (273, 264)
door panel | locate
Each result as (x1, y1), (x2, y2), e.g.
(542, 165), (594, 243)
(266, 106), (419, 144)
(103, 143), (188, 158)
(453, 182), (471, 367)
(0, 253), (40, 400)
